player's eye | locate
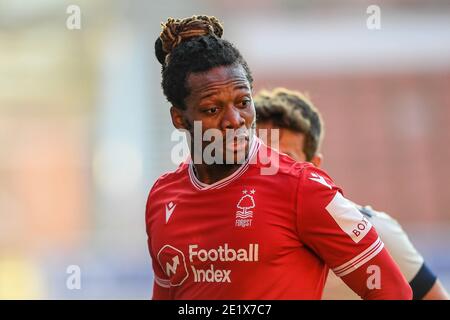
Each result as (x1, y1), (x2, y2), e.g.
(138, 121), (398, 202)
(237, 99), (251, 108)
(204, 107), (219, 114)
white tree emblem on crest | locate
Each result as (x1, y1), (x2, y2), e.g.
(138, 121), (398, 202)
(237, 195), (255, 216)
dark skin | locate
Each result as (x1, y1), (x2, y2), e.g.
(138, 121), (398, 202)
(170, 64), (255, 185)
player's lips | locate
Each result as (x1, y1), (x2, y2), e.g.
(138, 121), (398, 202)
(225, 134), (249, 152)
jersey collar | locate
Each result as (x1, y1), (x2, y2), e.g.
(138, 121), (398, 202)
(188, 135), (261, 191)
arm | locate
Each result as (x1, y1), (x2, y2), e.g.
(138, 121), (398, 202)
(340, 247), (412, 299)
(147, 234), (172, 300)
(364, 209), (446, 300)
(152, 279), (172, 300)
(297, 165), (412, 300)
(147, 237), (173, 300)
(146, 181), (172, 300)
(423, 280), (450, 300)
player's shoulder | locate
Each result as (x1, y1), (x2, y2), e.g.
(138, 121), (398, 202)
(273, 153), (312, 178)
(253, 140), (316, 179)
(147, 162), (189, 202)
(356, 204), (402, 230)
(355, 203), (418, 254)
(253, 142), (338, 195)
(145, 161), (189, 224)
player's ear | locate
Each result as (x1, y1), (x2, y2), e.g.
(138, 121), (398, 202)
(170, 106), (189, 130)
(311, 153), (323, 168)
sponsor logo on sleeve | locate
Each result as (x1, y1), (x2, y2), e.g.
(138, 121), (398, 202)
(326, 192), (373, 243)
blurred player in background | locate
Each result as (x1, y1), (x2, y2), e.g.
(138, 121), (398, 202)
(146, 15), (411, 300)
(254, 87), (449, 300)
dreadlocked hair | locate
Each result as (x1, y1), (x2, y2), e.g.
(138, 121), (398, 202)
(155, 15), (253, 109)
(254, 88), (324, 161)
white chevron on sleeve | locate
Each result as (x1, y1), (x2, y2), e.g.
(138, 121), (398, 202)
(309, 172), (332, 189)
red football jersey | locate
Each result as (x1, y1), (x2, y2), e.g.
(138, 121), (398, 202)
(146, 137), (383, 299)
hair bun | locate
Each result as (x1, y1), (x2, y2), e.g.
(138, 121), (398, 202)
(158, 15), (223, 58)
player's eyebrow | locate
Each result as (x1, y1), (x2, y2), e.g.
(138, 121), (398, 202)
(232, 83), (251, 93)
(198, 84), (250, 102)
(234, 83), (250, 90)
(199, 91), (217, 101)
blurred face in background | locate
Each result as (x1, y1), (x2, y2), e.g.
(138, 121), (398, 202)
(257, 121), (322, 168)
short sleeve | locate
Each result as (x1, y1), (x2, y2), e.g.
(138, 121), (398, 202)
(145, 180), (171, 291)
(297, 165), (384, 277)
(147, 236), (171, 290)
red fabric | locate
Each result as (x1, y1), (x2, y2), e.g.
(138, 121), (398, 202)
(146, 138), (410, 299)
(341, 248), (412, 300)
(152, 281), (171, 300)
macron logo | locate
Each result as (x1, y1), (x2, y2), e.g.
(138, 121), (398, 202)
(165, 202), (177, 223)
(309, 172), (332, 189)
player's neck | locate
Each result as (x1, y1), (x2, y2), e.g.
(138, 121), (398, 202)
(192, 162), (242, 185)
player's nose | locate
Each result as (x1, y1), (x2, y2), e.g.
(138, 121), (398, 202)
(221, 104), (245, 130)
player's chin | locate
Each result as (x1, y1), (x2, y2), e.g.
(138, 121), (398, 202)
(222, 141), (249, 164)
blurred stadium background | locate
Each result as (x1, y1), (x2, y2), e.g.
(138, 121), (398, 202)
(0, 0), (449, 299)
